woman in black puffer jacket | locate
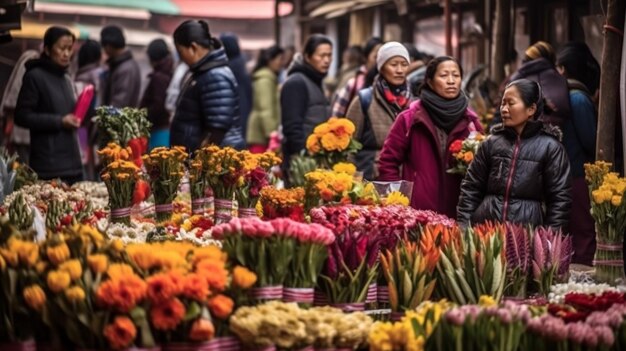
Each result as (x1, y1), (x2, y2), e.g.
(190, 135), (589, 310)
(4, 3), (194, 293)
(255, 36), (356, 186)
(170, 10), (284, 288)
(170, 20), (245, 153)
(457, 79), (571, 230)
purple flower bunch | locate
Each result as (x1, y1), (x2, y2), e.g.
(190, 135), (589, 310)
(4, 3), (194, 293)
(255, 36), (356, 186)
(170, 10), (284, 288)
(531, 226), (573, 296)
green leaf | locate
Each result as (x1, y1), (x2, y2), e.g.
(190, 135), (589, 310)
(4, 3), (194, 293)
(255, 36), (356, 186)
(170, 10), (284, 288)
(183, 301), (202, 322)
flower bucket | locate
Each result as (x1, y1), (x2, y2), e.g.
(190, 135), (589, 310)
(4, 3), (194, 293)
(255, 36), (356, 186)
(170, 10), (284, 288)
(365, 283), (377, 304)
(313, 289), (329, 306)
(390, 311), (405, 322)
(377, 285), (389, 304)
(593, 230), (625, 284)
(192, 198), (206, 215)
(238, 207), (258, 218)
(155, 203), (174, 222)
(249, 285), (283, 301)
(330, 303), (365, 313)
(110, 206), (131, 225)
(205, 336), (240, 351)
(0, 340), (36, 351)
(162, 343), (213, 351)
(283, 287), (314, 305)
(214, 198), (234, 224)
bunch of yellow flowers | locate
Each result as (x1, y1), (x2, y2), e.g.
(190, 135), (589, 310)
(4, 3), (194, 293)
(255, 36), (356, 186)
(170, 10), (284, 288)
(305, 169), (354, 203)
(591, 172), (626, 206)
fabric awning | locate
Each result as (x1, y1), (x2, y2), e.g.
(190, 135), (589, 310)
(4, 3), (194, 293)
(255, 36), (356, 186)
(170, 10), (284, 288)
(76, 23), (171, 47)
(171, 0), (293, 19)
(310, 0), (391, 18)
(10, 20), (89, 40)
(36, 0), (179, 15)
(35, 2), (152, 20)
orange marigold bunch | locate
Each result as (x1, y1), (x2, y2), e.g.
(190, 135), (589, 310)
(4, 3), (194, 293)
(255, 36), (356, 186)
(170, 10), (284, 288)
(96, 267), (147, 313)
(97, 143), (132, 167)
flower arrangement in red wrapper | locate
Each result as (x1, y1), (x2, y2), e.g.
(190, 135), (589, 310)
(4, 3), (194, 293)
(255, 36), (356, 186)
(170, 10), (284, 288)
(259, 187), (305, 222)
(447, 131), (485, 175)
(235, 151), (281, 210)
(95, 107), (151, 167)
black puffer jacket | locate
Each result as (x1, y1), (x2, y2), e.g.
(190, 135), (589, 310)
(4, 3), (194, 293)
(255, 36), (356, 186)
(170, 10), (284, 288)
(170, 49), (245, 153)
(15, 57), (82, 180)
(457, 120), (572, 230)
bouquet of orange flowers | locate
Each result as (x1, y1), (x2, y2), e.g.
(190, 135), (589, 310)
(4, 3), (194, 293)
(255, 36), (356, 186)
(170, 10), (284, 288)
(235, 151), (281, 215)
(0, 219), (42, 347)
(306, 117), (362, 168)
(101, 160), (141, 225)
(142, 147), (188, 222)
(259, 187), (305, 222)
(447, 132), (485, 175)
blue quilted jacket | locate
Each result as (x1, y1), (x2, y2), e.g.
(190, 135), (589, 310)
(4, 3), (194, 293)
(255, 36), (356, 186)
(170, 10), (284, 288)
(170, 49), (245, 152)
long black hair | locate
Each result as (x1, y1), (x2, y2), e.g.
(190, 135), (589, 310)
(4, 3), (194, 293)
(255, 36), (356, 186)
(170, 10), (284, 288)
(505, 78), (545, 120)
(418, 56), (463, 95)
(173, 20), (221, 50)
(253, 45), (284, 72)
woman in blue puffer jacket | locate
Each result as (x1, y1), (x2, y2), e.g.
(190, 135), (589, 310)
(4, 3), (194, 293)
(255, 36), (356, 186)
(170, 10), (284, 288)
(170, 20), (245, 153)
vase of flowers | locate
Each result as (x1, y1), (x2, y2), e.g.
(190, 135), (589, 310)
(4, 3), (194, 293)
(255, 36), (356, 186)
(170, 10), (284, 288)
(143, 147), (188, 222)
(585, 162), (626, 284)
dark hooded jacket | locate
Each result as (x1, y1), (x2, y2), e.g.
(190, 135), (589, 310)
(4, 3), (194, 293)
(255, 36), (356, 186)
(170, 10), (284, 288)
(140, 55), (174, 130)
(15, 56), (82, 179)
(510, 58), (571, 127)
(220, 34), (252, 145)
(457, 120), (571, 230)
(170, 48), (245, 153)
(280, 59), (331, 165)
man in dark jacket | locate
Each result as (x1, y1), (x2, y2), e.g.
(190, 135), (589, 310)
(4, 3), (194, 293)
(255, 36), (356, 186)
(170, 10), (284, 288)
(220, 33), (252, 147)
(140, 39), (173, 150)
(100, 25), (141, 108)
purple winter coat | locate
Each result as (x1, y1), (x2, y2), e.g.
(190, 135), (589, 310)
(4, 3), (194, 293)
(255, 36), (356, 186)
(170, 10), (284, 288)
(377, 100), (483, 218)
(510, 58), (571, 127)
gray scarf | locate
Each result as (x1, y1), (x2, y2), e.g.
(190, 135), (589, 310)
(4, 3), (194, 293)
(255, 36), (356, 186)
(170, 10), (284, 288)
(420, 88), (469, 133)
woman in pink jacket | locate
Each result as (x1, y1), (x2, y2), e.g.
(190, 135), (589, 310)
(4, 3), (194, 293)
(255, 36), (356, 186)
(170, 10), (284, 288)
(378, 56), (482, 218)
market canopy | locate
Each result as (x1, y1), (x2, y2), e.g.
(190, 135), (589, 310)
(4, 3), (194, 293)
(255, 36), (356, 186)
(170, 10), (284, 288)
(170, 0), (293, 19)
(36, 0), (179, 15)
(10, 19), (89, 40)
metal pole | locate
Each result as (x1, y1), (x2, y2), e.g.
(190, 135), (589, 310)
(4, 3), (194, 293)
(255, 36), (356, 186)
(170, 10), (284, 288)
(274, 0), (281, 45)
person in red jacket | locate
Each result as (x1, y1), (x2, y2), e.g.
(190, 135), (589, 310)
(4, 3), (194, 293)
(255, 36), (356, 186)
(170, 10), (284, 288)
(377, 56), (483, 218)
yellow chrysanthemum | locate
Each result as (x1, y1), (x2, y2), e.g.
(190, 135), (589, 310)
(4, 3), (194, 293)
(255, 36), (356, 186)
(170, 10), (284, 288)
(333, 162), (357, 175)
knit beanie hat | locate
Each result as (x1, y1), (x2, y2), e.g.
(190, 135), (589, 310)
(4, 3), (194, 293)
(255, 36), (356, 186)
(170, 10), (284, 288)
(147, 39), (170, 62)
(376, 42), (410, 71)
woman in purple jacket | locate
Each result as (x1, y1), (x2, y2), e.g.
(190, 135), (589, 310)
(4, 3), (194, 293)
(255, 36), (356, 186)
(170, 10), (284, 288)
(378, 56), (482, 218)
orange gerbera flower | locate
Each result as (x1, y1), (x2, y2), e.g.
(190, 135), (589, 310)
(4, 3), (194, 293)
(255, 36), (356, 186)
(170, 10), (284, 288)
(189, 319), (215, 341)
(207, 294), (234, 319)
(195, 259), (228, 292)
(150, 298), (185, 331)
(167, 269), (186, 295)
(232, 266), (257, 289)
(147, 273), (177, 303)
(182, 273), (210, 301)
(103, 316), (136, 350)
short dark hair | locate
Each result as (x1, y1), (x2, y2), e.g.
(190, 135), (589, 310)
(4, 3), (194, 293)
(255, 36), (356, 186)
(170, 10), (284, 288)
(146, 38), (170, 62)
(78, 39), (102, 68)
(505, 78), (545, 119)
(100, 25), (125, 49)
(173, 20), (220, 49)
(302, 34), (332, 58)
(43, 26), (75, 52)
(419, 56), (463, 94)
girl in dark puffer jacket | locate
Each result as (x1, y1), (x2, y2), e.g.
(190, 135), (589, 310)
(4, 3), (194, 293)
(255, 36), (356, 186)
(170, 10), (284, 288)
(457, 79), (572, 231)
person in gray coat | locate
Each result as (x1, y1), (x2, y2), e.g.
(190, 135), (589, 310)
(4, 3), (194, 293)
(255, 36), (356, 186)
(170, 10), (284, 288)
(100, 25), (141, 108)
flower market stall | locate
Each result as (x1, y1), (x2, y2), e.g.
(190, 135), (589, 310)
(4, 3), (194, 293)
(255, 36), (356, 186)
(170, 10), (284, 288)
(1, 108), (626, 351)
